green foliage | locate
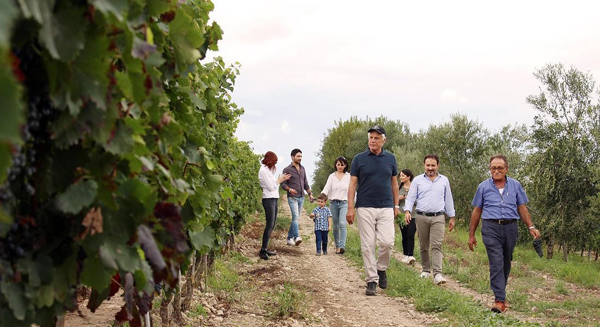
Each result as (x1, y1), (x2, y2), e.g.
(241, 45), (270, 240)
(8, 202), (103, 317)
(266, 282), (308, 319)
(524, 63), (600, 257)
(0, 0), (261, 325)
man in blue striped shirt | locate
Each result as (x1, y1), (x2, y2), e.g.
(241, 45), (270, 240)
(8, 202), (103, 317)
(403, 154), (455, 285)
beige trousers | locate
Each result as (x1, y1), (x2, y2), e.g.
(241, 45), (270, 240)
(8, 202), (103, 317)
(415, 213), (446, 276)
(356, 207), (395, 283)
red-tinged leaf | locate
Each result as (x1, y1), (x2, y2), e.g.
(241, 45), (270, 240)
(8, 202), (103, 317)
(136, 225), (167, 282)
(159, 11), (175, 23)
(115, 305), (142, 327)
(108, 273), (121, 298)
(135, 291), (153, 315)
(154, 202), (188, 254)
(124, 273), (134, 320)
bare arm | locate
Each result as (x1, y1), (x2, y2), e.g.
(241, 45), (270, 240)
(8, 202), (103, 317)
(518, 204), (540, 239)
(391, 175), (400, 217)
(346, 176), (358, 225)
(468, 207), (482, 251)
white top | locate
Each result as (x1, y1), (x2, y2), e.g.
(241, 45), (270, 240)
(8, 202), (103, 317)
(258, 164), (280, 199)
(321, 172), (351, 201)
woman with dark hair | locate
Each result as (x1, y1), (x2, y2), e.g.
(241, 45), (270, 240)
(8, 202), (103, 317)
(320, 156), (351, 254)
(398, 169), (416, 264)
(258, 151), (291, 260)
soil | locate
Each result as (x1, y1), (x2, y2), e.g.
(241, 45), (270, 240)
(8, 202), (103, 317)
(64, 198), (439, 326)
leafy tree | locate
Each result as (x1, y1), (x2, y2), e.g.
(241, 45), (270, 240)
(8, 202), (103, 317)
(524, 63), (600, 261)
(416, 114), (491, 225)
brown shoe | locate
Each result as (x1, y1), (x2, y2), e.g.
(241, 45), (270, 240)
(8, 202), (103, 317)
(491, 301), (506, 313)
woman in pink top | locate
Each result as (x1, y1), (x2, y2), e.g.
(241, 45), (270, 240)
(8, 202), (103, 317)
(321, 157), (351, 254)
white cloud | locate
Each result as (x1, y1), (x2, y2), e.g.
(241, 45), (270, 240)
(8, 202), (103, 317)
(440, 89), (470, 104)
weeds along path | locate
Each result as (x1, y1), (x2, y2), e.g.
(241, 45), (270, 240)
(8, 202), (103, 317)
(221, 196), (439, 327)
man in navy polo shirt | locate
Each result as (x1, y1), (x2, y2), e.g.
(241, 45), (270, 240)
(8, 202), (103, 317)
(346, 125), (399, 296)
(468, 154), (540, 313)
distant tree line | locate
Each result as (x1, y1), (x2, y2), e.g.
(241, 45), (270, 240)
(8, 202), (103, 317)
(311, 63), (600, 262)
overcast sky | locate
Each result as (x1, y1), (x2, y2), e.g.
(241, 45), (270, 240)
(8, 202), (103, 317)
(207, 0), (600, 185)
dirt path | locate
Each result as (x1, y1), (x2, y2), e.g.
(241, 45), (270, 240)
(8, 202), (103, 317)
(215, 197), (442, 327)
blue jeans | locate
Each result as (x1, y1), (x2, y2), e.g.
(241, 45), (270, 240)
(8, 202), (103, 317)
(287, 196), (304, 240)
(481, 220), (518, 302)
(329, 200), (348, 249)
(315, 230), (329, 253)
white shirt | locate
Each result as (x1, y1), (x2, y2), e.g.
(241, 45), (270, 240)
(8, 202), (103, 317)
(258, 165), (280, 199)
(321, 172), (351, 201)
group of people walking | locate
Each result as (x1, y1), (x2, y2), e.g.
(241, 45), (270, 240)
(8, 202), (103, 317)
(257, 125), (540, 314)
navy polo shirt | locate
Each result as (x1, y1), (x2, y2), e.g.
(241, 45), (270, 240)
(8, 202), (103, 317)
(350, 148), (398, 208)
(471, 177), (529, 219)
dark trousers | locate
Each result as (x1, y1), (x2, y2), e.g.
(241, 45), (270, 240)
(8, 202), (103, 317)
(481, 220), (518, 302)
(261, 198), (278, 251)
(400, 218), (417, 256)
(315, 230), (329, 253)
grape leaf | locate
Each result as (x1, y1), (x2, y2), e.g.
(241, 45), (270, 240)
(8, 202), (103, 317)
(39, 6), (87, 62)
(169, 6), (205, 72)
(0, 280), (28, 320)
(105, 122), (135, 155)
(0, 64), (24, 143)
(81, 253), (114, 292)
(189, 225), (215, 252)
(91, 0), (128, 20)
(0, 0), (19, 44)
(56, 179), (98, 214)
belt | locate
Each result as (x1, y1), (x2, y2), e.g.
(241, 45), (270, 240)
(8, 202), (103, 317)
(330, 199), (347, 203)
(416, 210), (445, 217)
(485, 219), (517, 225)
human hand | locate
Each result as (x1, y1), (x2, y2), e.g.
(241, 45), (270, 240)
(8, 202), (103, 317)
(468, 235), (477, 251)
(346, 208), (355, 225)
(289, 188), (298, 195)
(404, 212), (411, 225)
(529, 227), (541, 239)
(448, 217), (455, 232)
(309, 213), (314, 218)
(309, 194), (314, 202)
(278, 173), (291, 184)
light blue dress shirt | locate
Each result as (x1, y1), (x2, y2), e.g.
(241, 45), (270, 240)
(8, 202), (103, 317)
(403, 173), (456, 217)
(471, 177), (528, 219)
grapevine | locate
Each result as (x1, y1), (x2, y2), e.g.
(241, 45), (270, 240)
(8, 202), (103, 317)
(0, 1), (261, 326)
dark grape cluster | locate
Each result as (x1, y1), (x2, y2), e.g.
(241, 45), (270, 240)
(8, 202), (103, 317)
(0, 44), (55, 203)
(0, 219), (39, 261)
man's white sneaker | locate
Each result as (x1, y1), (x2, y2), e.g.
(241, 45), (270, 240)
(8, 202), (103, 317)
(434, 274), (447, 285)
(407, 256), (416, 265)
(287, 238), (295, 246)
(401, 256), (410, 264)
(419, 272), (430, 279)
(294, 237), (302, 246)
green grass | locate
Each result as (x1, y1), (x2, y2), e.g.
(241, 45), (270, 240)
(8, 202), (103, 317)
(264, 282), (309, 319)
(345, 226), (536, 326)
(206, 252), (252, 303)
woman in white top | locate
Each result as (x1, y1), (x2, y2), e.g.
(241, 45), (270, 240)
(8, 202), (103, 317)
(258, 151), (290, 260)
(321, 157), (351, 254)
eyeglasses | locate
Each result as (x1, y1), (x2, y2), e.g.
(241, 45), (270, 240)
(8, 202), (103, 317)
(336, 156), (346, 160)
(489, 166), (506, 172)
